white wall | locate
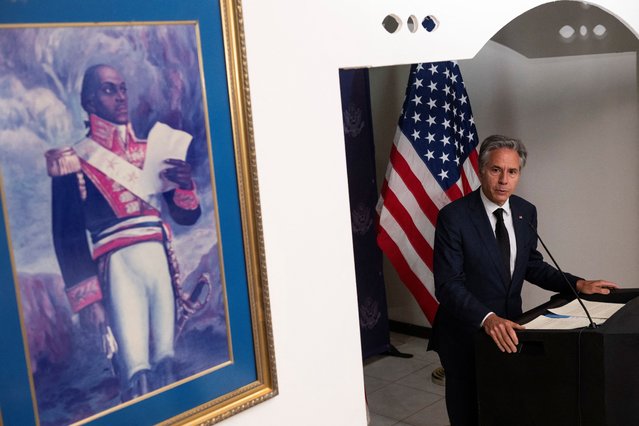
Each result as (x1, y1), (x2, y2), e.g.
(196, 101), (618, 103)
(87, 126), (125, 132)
(463, 42), (639, 311)
(229, 1), (639, 425)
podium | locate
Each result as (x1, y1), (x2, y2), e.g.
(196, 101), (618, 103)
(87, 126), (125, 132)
(475, 289), (639, 426)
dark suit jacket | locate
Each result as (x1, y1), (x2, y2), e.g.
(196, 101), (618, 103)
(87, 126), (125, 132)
(429, 189), (581, 355)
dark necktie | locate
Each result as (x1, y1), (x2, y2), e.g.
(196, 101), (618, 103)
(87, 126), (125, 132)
(494, 208), (511, 278)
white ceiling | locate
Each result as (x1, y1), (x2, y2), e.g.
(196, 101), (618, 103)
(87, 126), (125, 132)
(492, 1), (639, 58)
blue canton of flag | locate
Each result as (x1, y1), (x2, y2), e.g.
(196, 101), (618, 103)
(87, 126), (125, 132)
(399, 61), (478, 193)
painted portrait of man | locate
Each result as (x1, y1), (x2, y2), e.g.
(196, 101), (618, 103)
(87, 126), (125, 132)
(0, 24), (229, 424)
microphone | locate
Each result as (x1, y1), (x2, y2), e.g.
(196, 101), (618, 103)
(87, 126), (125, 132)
(520, 216), (597, 329)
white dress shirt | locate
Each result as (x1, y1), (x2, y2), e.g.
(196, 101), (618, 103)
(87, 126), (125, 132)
(480, 190), (517, 277)
(479, 190), (518, 326)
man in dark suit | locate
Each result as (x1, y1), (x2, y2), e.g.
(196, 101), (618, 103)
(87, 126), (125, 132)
(429, 134), (618, 426)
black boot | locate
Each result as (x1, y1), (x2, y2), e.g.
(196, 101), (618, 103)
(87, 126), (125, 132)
(121, 369), (150, 402)
(152, 357), (175, 390)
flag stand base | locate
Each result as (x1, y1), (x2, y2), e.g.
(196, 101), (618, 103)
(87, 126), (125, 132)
(384, 344), (413, 358)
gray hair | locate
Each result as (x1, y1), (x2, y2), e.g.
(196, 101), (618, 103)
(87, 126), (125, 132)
(478, 134), (527, 171)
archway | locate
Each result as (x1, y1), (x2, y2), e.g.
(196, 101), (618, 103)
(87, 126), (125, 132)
(355, 1), (639, 424)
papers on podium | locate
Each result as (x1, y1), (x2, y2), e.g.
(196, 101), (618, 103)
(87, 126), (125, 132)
(523, 299), (625, 330)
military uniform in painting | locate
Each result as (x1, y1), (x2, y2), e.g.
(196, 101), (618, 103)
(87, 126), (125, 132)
(47, 112), (200, 401)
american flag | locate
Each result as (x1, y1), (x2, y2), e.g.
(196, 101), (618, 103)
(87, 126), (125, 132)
(376, 61), (480, 324)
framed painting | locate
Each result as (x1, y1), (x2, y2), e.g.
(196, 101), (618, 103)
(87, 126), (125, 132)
(0, 0), (276, 425)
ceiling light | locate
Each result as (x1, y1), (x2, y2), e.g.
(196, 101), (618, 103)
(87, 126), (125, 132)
(593, 24), (607, 37)
(559, 25), (576, 39)
(580, 25), (588, 36)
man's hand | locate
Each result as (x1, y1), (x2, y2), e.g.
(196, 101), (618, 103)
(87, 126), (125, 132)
(482, 313), (525, 353)
(162, 158), (194, 190)
(576, 279), (619, 295)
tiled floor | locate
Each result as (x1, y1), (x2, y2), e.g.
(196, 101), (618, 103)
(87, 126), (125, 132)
(364, 333), (450, 426)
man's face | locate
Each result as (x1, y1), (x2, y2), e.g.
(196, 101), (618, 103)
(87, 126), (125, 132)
(479, 147), (521, 206)
(86, 66), (129, 124)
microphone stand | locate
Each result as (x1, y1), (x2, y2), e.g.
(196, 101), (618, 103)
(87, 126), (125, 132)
(525, 220), (597, 329)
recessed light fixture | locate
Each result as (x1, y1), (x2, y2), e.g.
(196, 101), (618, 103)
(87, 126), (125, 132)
(422, 15), (439, 32)
(593, 24), (607, 37)
(580, 25), (588, 37)
(382, 14), (401, 34)
(407, 15), (419, 33)
(559, 25), (576, 39)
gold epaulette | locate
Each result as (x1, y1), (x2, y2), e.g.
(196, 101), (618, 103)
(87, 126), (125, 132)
(45, 147), (82, 177)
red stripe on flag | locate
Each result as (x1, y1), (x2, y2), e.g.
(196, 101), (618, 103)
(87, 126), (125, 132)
(380, 179), (389, 201)
(445, 182), (463, 202)
(389, 144), (440, 226)
(461, 169), (472, 195)
(380, 185), (434, 270)
(464, 150), (480, 194)
(469, 148), (479, 172)
(377, 226), (439, 324)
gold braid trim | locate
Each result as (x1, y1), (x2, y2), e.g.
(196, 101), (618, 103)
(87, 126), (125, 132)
(45, 147), (82, 177)
(76, 172), (87, 201)
(45, 147), (87, 200)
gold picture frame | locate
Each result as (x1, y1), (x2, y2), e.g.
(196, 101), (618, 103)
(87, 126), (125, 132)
(0, 0), (276, 425)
